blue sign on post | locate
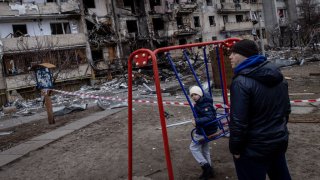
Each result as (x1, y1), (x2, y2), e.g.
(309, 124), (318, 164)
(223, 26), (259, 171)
(32, 63), (56, 89)
(35, 68), (53, 89)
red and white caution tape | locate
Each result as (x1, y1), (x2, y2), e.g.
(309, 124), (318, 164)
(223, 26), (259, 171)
(290, 99), (320, 103)
(51, 89), (320, 108)
(50, 89), (227, 108)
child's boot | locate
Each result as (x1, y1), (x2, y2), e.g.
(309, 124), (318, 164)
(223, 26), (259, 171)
(199, 163), (215, 180)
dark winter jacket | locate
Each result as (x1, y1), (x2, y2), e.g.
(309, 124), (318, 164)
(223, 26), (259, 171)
(194, 93), (218, 136)
(229, 59), (291, 159)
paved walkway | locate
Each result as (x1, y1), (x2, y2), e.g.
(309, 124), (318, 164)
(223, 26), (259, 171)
(0, 108), (126, 167)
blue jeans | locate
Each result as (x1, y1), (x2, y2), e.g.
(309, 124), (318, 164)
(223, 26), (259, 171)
(233, 153), (291, 180)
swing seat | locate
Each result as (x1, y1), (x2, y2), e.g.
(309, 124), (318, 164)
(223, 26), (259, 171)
(191, 113), (229, 144)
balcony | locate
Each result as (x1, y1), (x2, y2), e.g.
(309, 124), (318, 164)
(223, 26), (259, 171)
(217, 3), (261, 13)
(0, 2), (80, 19)
(173, 25), (198, 37)
(5, 64), (90, 90)
(222, 21), (265, 32)
(1, 33), (87, 53)
(176, 3), (198, 15)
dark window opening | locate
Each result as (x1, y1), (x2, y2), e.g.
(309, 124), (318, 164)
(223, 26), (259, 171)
(126, 20), (138, 33)
(223, 15), (228, 23)
(86, 20), (95, 31)
(176, 16), (183, 27)
(256, 29), (266, 38)
(123, 0), (133, 7)
(175, 0), (180, 3)
(236, 15), (243, 22)
(212, 36), (217, 40)
(47, 0), (57, 2)
(206, 0), (213, 6)
(153, 18), (164, 31)
(50, 23), (71, 35)
(150, 0), (161, 10)
(12, 24), (27, 37)
(84, 0), (95, 8)
(194, 16), (200, 27)
(91, 49), (103, 62)
(209, 16), (216, 26)
(179, 39), (187, 45)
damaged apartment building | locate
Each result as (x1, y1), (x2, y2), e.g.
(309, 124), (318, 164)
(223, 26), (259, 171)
(84, 0), (302, 74)
(0, 0), (301, 105)
(83, 0), (267, 77)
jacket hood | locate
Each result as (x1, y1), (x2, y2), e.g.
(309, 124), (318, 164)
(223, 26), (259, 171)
(237, 61), (284, 87)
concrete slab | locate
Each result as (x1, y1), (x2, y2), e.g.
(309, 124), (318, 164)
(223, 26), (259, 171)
(0, 154), (23, 167)
(291, 106), (315, 114)
(31, 129), (74, 141)
(0, 140), (52, 155)
(0, 112), (47, 130)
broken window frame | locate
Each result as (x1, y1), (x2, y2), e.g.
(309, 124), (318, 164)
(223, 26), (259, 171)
(206, 0), (213, 6)
(176, 16), (183, 28)
(152, 18), (165, 31)
(150, 0), (161, 9)
(193, 16), (200, 28)
(209, 16), (216, 26)
(223, 15), (228, 23)
(50, 22), (71, 35)
(236, 15), (243, 22)
(179, 39), (187, 45)
(126, 20), (138, 34)
(83, 0), (96, 8)
(12, 24), (28, 37)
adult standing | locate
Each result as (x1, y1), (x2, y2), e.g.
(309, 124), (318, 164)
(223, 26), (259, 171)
(228, 39), (291, 180)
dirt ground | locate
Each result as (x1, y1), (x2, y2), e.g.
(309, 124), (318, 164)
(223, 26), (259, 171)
(0, 61), (319, 179)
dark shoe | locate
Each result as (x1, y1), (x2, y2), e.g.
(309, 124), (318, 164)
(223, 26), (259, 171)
(199, 165), (206, 179)
(199, 163), (215, 180)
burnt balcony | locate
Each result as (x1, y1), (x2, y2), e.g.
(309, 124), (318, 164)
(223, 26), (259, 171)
(176, 3), (198, 15)
(1, 33), (87, 53)
(221, 21), (265, 32)
(0, 1), (80, 19)
(173, 25), (198, 37)
(217, 3), (261, 14)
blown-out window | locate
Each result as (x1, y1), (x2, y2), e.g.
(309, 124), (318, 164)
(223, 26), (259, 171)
(194, 16), (200, 27)
(12, 24), (28, 37)
(50, 23), (71, 35)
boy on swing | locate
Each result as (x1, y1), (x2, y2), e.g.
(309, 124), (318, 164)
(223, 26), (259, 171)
(189, 86), (218, 180)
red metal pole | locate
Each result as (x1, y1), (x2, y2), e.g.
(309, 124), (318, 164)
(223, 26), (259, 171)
(127, 53), (134, 180)
(219, 46), (229, 107)
(150, 53), (175, 180)
(127, 49), (174, 180)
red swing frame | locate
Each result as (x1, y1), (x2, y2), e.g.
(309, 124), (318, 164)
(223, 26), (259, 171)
(127, 38), (240, 180)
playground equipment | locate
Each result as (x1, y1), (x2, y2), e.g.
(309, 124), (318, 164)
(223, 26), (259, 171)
(166, 46), (229, 144)
(127, 38), (240, 180)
